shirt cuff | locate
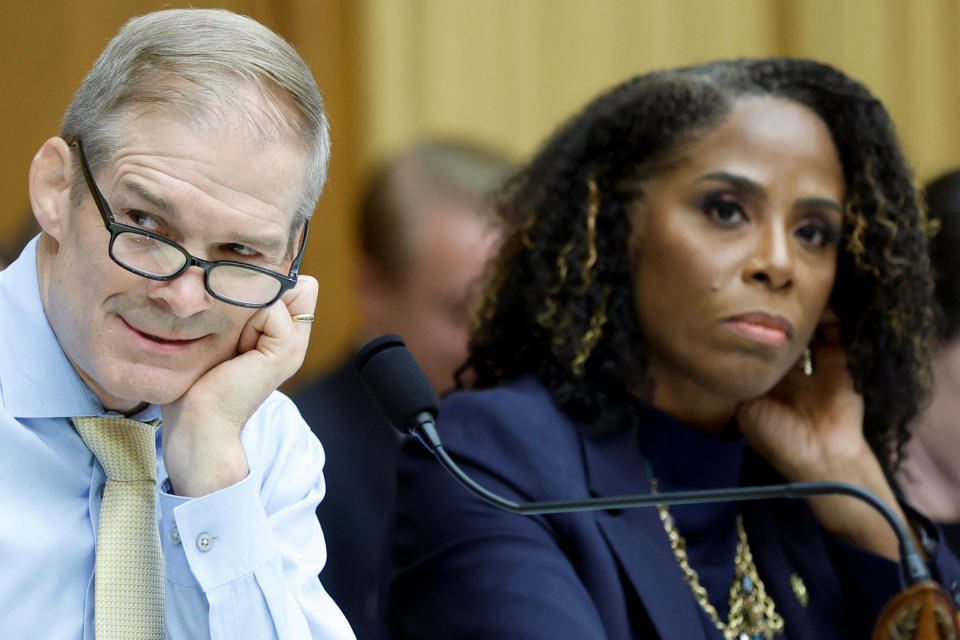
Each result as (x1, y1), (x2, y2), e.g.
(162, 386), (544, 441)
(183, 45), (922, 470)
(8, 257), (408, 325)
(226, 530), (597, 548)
(159, 471), (278, 591)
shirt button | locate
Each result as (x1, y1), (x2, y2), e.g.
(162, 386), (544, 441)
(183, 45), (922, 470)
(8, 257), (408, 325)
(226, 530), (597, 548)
(170, 527), (181, 545)
(196, 533), (214, 552)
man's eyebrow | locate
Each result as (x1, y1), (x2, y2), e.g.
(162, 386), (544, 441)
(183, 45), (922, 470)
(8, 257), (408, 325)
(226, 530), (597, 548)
(119, 178), (288, 257)
(119, 179), (177, 217)
(231, 233), (286, 257)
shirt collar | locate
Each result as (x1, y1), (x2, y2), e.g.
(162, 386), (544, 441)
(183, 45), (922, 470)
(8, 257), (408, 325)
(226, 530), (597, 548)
(0, 236), (159, 422)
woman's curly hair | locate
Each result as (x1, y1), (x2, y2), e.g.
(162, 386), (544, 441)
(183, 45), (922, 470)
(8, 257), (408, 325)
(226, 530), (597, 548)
(462, 58), (934, 474)
(923, 170), (960, 341)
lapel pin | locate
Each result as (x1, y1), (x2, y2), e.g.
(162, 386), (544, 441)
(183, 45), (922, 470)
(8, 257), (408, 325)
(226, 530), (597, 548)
(790, 573), (809, 608)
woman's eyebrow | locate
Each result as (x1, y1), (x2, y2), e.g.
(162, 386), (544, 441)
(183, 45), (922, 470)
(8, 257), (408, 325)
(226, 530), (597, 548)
(695, 171), (765, 199)
(797, 197), (844, 216)
(695, 171), (843, 215)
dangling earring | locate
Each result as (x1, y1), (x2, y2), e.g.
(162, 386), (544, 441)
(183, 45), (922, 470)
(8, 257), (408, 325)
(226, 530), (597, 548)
(801, 347), (813, 376)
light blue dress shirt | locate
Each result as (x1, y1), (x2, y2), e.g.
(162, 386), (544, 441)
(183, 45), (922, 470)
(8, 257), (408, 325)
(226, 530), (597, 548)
(0, 238), (355, 640)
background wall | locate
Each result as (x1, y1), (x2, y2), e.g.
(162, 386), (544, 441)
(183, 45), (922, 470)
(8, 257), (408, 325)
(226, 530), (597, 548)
(2, 0), (959, 388)
(359, 0), (960, 178)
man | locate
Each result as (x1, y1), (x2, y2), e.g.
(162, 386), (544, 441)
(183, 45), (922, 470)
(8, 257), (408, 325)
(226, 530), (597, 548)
(0, 9), (354, 639)
(294, 140), (512, 640)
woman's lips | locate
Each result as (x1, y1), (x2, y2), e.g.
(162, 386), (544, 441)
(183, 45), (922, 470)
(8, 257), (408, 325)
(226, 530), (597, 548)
(723, 313), (794, 346)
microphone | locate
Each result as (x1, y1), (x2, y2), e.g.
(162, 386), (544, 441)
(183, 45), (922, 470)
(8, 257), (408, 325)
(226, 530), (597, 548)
(355, 335), (959, 638)
(352, 334), (441, 452)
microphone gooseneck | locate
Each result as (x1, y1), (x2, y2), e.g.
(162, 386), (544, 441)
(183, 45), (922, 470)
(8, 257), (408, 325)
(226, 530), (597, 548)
(354, 335), (931, 590)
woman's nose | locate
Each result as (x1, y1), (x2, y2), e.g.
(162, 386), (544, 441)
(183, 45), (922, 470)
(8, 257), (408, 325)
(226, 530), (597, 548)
(743, 223), (793, 289)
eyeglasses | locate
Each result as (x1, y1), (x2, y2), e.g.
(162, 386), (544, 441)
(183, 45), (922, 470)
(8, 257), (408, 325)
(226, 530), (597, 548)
(72, 140), (309, 308)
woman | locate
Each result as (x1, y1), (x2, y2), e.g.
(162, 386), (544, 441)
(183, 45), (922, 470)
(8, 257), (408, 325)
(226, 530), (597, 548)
(380, 59), (960, 639)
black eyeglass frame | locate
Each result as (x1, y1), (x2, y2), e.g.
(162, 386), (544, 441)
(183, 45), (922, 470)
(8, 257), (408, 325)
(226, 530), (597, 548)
(72, 139), (309, 309)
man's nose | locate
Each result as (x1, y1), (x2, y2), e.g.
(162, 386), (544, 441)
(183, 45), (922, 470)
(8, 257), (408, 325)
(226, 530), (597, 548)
(144, 266), (214, 317)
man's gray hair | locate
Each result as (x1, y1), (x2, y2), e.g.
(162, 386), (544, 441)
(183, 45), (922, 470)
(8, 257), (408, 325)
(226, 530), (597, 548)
(61, 8), (330, 231)
(361, 140), (514, 279)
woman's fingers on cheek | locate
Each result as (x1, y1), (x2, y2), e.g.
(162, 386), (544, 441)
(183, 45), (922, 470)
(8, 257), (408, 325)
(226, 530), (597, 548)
(818, 323), (842, 345)
(815, 308), (842, 344)
(812, 343), (847, 371)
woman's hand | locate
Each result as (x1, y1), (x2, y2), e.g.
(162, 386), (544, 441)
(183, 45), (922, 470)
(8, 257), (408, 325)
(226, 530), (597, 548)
(737, 311), (915, 561)
(737, 335), (868, 483)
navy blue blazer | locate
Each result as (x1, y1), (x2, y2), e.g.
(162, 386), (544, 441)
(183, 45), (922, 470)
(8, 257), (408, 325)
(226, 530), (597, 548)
(294, 359), (403, 640)
(380, 376), (960, 639)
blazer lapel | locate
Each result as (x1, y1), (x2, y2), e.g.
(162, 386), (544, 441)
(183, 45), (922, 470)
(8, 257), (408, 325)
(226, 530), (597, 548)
(740, 454), (848, 640)
(583, 426), (706, 639)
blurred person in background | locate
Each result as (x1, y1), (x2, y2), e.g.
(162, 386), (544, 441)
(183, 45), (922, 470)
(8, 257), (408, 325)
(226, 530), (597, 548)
(900, 169), (960, 554)
(294, 139), (512, 640)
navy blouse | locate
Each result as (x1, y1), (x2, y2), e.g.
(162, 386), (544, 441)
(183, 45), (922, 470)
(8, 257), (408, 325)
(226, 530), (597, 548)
(636, 404), (748, 638)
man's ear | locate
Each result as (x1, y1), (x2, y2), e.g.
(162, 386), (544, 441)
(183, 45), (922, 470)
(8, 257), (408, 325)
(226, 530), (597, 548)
(29, 137), (75, 242)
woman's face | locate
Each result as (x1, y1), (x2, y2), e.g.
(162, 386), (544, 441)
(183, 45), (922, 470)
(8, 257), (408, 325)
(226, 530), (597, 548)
(629, 96), (845, 428)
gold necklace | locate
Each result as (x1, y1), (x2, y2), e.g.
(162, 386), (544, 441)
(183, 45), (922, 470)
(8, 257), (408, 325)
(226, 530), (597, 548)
(650, 477), (785, 640)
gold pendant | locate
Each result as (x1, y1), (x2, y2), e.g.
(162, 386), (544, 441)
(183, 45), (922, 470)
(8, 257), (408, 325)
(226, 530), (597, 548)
(651, 478), (784, 640)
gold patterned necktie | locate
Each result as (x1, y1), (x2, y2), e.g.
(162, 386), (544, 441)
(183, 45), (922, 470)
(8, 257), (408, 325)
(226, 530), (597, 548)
(73, 416), (164, 640)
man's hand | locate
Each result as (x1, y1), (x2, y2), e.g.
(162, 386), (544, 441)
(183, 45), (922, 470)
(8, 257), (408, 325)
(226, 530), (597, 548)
(160, 276), (319, 497)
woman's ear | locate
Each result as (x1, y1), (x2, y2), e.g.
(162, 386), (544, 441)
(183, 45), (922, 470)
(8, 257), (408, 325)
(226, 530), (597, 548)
(29, 137), (75, 242)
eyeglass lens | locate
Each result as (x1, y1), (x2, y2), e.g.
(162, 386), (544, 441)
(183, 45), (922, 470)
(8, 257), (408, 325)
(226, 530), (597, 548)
(113, 232), (187, 277)
(113, 231), (283, 305)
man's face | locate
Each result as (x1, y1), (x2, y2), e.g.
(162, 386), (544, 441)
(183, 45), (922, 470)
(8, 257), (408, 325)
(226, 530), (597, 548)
(35, 109), (306, 413)
(367, 204), (497, 394)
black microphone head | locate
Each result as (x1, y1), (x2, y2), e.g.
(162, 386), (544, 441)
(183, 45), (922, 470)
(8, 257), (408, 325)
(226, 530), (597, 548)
(353, 334), (440, 435)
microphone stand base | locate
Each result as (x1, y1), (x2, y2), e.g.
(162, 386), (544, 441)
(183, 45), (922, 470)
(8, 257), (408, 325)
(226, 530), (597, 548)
(872, 581), (959, 640)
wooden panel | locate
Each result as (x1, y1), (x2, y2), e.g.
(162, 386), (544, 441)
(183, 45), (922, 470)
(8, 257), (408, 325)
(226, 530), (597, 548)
(781, 0), (960, 181)
(360, 0), (960, 182)
(276, 0), (364, 385)
(0, 1), (272, 252)
(360, 0), (780, 164)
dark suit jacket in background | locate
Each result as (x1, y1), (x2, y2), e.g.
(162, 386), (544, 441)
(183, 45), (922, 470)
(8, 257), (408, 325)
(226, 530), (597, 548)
(294, 359), (402, 640)
(380, 375), (960, 639)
